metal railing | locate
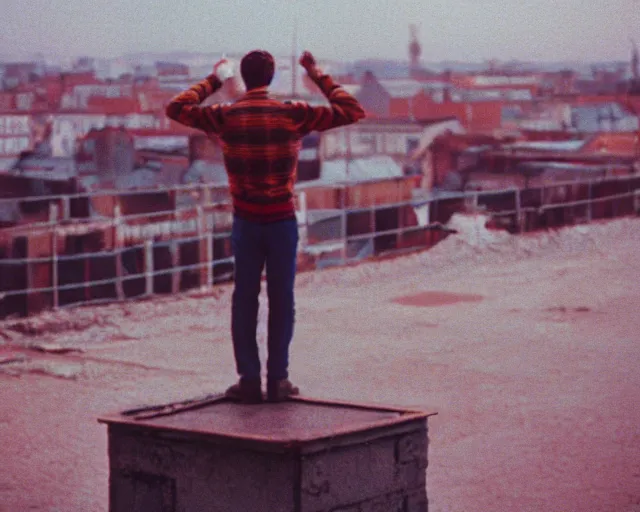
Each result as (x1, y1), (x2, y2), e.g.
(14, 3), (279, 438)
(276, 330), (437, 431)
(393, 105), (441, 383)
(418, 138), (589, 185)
(0, 238), (235, 310)
(1, 174), (639, 317)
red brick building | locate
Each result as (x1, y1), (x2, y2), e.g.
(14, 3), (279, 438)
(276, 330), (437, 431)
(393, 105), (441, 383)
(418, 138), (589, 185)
(356, 72), (533, 133)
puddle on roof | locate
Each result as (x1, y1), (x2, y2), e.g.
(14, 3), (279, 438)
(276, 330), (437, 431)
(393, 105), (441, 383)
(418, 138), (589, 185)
(392, 291), (484, 307)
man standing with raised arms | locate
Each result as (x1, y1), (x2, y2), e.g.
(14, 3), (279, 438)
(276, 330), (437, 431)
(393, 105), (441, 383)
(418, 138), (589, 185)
(166, 50), (365, 403)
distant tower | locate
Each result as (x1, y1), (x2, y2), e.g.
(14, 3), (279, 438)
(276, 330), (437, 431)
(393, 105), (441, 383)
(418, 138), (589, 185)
(409, 24), (422, 71)
(631, 39), (639, 80)
(629, 38), (640, 95)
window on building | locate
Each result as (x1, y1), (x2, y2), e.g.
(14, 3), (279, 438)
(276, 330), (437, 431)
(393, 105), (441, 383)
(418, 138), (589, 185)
(502, 105), (523, 122)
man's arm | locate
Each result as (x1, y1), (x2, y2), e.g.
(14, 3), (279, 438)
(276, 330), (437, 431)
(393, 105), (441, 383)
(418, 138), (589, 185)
(291, 51), (366, 135)
(165, 60), (235, 134)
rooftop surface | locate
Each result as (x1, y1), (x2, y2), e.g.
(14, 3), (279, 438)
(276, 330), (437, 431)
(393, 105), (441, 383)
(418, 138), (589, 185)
(0, 215), (639, 511)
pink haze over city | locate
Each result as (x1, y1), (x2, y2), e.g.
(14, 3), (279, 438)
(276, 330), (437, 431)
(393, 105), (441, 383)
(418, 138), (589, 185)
(2, 0), (640, 62)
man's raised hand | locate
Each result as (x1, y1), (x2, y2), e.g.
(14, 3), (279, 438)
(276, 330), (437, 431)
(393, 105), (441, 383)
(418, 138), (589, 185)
(214, 58), (235, 82)
(299, 51), (318, 76)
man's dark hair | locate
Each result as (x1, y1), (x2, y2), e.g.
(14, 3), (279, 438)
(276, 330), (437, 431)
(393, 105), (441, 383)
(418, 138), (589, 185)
(240, 50), (275, 90)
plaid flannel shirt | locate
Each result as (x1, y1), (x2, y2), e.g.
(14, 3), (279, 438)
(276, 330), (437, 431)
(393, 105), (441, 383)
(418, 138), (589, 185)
(165, 71), (365, 222)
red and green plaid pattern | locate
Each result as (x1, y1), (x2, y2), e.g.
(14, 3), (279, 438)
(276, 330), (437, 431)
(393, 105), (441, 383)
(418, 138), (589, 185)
(166, 73), (365, 222)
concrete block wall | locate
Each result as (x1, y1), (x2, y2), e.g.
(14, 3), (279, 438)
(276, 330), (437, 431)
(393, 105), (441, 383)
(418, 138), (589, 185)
(107, 424), (430, 512)
(108, 428), (296, 512)
(299, 429), (428, 511)
(101, 397), (435, 512)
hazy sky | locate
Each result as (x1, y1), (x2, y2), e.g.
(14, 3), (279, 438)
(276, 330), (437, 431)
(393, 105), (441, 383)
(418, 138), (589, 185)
(2, 0), (640, 63)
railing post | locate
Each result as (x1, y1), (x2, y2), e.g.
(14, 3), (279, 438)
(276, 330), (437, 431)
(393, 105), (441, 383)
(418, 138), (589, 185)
(369, 202), (376, 257)
(144, 239), (154, 297)
(201, 184), (211, 206)
(298, 191), (308, 254)
(196, 205), (209, 289)
(171, 240), (180, 294)
(114, 204), (125, 300)
(171, 210), (181, 294)
(206, 232), (213, 288)
(515, 188), (523, 233)
(396, 199), (403, 251)
(587, 180), (593, 222)
(540, 185), (547, 227)
(62, 196), (71, 221)
(208, 207), (214, 288)
(50, 205), (59, 310)
(340, 186), (347, 264)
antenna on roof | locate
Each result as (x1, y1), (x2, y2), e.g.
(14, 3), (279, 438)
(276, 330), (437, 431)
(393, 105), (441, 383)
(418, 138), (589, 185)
(291, 0), (300, 98)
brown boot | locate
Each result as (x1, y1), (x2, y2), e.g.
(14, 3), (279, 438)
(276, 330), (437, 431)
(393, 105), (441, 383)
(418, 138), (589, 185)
(267, 379), (300, 403)
(224, 379), (263, 404)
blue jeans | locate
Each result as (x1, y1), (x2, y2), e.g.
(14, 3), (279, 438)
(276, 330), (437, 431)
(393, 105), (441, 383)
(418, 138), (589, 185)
(231, 216), (299, 382)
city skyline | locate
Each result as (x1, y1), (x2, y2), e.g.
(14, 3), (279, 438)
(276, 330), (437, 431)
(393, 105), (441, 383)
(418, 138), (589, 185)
(2, 0), (640, 64)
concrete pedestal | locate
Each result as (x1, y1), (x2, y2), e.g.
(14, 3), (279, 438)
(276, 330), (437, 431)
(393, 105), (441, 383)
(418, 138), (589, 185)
(99, 395), (436, 512)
